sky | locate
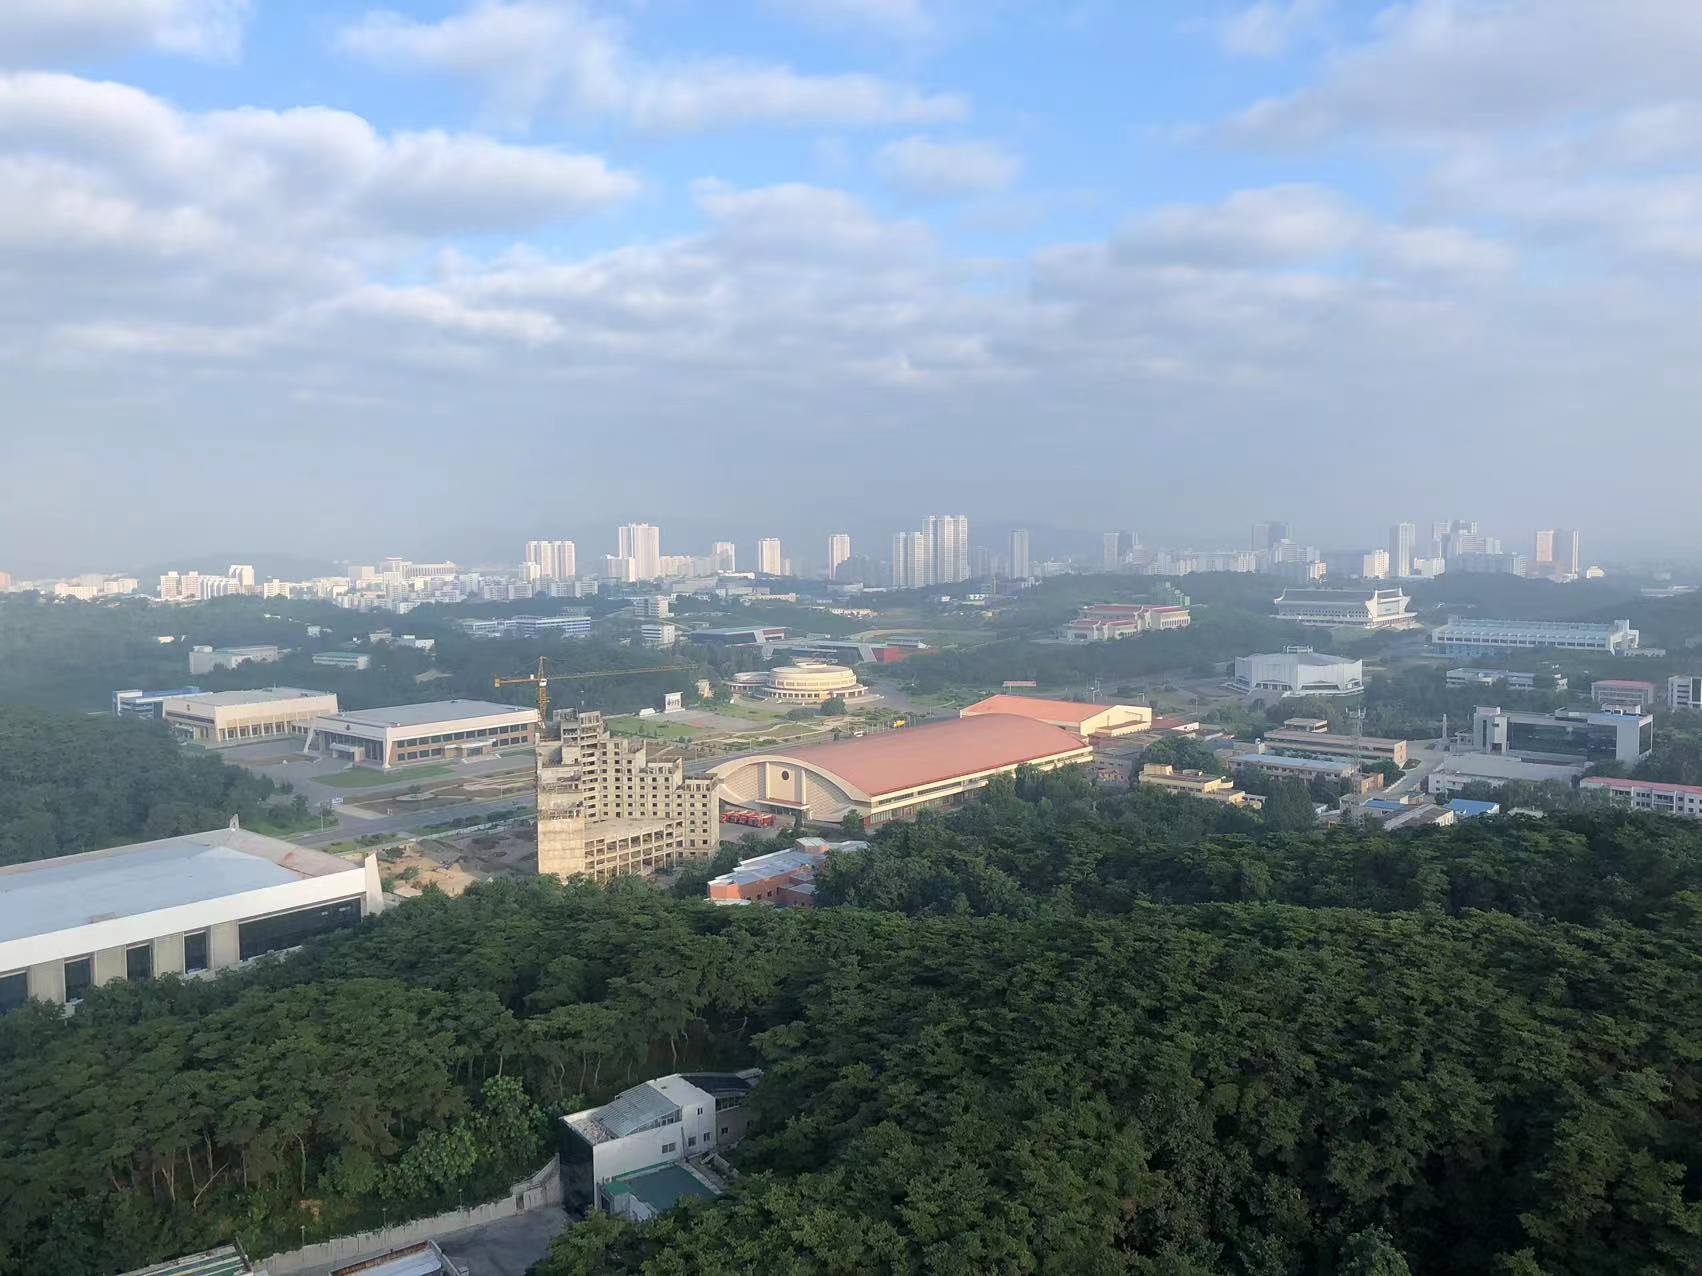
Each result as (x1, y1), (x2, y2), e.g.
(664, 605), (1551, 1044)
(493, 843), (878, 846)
(5, 0), (1702, 574)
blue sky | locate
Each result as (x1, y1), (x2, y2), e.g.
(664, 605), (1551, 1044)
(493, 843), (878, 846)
(5, 1), (1702, 574)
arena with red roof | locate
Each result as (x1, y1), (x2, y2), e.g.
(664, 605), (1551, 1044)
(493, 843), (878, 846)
(960, 694), (1153, 739)
(705, 714), (1095, 824)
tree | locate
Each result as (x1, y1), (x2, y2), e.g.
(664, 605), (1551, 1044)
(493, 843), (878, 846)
(1260, 779), (1317, 831)
(839, 811), (865, 837)
(819, 696), (848, 716)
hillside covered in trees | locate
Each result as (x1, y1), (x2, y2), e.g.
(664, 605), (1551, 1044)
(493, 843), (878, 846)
(2, 772), (1699, 1274)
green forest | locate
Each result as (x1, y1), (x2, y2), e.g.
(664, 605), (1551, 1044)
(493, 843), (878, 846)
(0, 708), (306, 865)
(3, 770), (1699, 1274)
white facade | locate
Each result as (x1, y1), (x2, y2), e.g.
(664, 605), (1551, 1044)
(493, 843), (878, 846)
(304, 699), (539, 767)
(1230, 650), (1364, 697)
(712, 541), (736, 572)
(1389, 522), (1415, 578)
(161, 687), (338, 747)
(757, 537), (783, 575)
(1009, 529), (1031, 580)
(1272, 588), (1416, 629)
(891, 531), (929, 588)
(641, 621), (679, 648)
(926, 514), (970, 583)
(618, 524), (662, 581)
(1430, 617), (1639, 656)
(525, 539), (577, 579)
(0, 828), (381, 1010)
(1581, 776), (1702, 819)
(1669, 675), (1702, 711)
(827, 533), (852, 579)
(1426, 754), (1584, 796)
(312, 651), (371, 670)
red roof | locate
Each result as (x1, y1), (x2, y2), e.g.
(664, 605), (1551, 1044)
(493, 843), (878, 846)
(960, 694), (1109, 726)
(1581, 776), (1702, 796)
(781, 714), (1090, 796)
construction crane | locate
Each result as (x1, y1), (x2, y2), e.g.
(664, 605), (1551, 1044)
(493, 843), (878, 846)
(493, 657), (685, 722)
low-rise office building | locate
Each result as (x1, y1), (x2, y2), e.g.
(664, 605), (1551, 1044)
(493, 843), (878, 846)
(1426, 753), (1584, 797)
(641, 622), (679, 648)
(1669, 675), (1702, 712)
(1445, 668), (1566, 693)
(706, 838), (866, 906)
(1261, 725), (1408, 766)
(960, 694), (1153, 739)
(303, 699), (538, 767)
(160, 687), (338, 747)
(1229, 650), (1364, 698)
(457, 615), (591, 640)
(1271, 587), (1416, 630)
(727, 662), (872, 705)
(1471, 704), (1652, 765)
(1580, 775), (1702, 820)
(1138, 763), (1259, 806)
(561, 1070), (762, 1218)
(1061, 603), (1192, 643)
(113, 685), (203, 718)
(708, 714), (1094, 825)
(1590, 679), (1657, 712)
(0, 826), (381, 1012)
(1227, 750), (1381, 793)
(1429, 617), (1640, 656)
(312, 651), (371, 671)
(187, 644), (281, 675)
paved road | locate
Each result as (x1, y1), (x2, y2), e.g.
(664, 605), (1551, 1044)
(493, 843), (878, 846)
(1385, 739), (1449, 797)
(287, 793), (538, 848)
(438, 1207), (569, 1276)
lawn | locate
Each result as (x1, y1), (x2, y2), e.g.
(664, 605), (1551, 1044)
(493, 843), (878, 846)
(608, 718), (702, 743)
(319, 763), (454, 788)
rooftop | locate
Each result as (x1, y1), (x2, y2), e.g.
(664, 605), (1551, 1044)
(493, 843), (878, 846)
(0, 828), (359, 943)
(960, 694), (1122, 725)
(570, 1080), (684, 1145)
(1275, 588), (1405, 603)
(1432, 754), (1583, 780)
(1246, 650), (1358, 667)
(166, 686), (331, 707)
(604, 1162), (719, 1215)
(708, 842), (865, 890)
(118, 1246), (251, 1276)
(1581, 776), (1702, 796)
(316, 698), (539, 728)
(775, 714), (1090, 797)
(1228, 752), (1359, 775)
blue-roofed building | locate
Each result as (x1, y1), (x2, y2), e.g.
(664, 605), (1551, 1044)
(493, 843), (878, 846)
(113, 686), (203, 718)
(1448, 799), (1503, 819)
(561, 1070), (762, 1217)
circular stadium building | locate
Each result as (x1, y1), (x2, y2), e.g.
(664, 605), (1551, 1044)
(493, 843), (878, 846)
(728, 661), (875, 706)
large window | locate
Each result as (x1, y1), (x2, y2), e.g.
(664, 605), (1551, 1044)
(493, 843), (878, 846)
(64, 957), (93, 1001)
(183, 930), (209, 973)
(0, 971), (26, 1014)
(126, 944), (153, 981)
(238, 897), (362, 960)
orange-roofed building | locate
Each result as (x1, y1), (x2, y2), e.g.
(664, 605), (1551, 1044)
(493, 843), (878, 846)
(706, 714), (1094, 825)
(960, 694), (1153, 740)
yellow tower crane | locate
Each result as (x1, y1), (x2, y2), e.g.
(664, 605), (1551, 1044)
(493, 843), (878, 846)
(493, 658), (686, 723)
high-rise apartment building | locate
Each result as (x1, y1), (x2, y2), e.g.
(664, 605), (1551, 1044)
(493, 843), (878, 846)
(617, 524), (661, 581)
(891, 531), (928, 588)
(757, 538), (784, 575)
(826, 533), (852, 579)
(525, 539), (577, 579)
(1009, 529), (1031, 580)
(1102, 531), (1125, 572)
(1252, 522), (1291, 552)
(1555, 528), (1582, 578)
(1388, 523), (1415, 578)
(536, 712), (719, 882)
(712, 542), (736, 573)
(925, 515), (969, 584)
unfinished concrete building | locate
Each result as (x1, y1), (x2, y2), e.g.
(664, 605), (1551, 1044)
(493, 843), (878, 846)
(536, 711), (720, 881)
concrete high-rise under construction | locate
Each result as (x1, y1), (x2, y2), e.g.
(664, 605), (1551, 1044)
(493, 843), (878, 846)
(535, 712), (720, 882)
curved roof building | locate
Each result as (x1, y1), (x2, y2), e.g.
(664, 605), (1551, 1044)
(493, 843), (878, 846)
(706, 714), (1093, 824)
(727, 661), (874, 705)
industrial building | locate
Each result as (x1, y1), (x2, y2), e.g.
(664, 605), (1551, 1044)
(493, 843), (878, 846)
(1229, 650), (1364, 698)
(303, 699), (538, 768)
(0, 826), (382, 1012)
(1137, 763), (1258, 806)
(727, 661), (873, 705)
(1426, 754), (1584, 797)
(1579, 776), (1702, 820)
(160, 687), (338, 748)
(1261, 723), (1409, 766)
(1590, 679), (1657, 712)
(187, 644), (282, 675)
(561, 1070), (762, 1218)
(1271, 587), (1416, 630)
(1428, 617), (1640, 656)
(1670, 675), (1702, 712)
(112, 686), (203, 718)
(960, 694), (1152, 739)
(708, 714), (1094, 825)
(1445, 668), (1565, 693)
(1470, 704), (1652, 765)
(706, 838), (866, 906)
(536, 712), (720, 881)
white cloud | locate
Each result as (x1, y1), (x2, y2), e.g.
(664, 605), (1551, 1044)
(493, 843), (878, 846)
(0, 0), (252, 64)
(336, 0), (966, 131)
(1114, 185), (1359, 266)
(875, 135), (1021, 198)
(1215, 0), (1330, 58)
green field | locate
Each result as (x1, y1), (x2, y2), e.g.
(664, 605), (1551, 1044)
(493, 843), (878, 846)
(319, 763), (454, 788)
(608, 718), (702, 742)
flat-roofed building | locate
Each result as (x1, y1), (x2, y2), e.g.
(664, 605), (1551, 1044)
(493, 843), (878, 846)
(1580, 776), (1702, 820)
(1138, 763), (1259, 806)
(1061, 603), (1192, 643)
(960, 694), (1153, 739)
(187, 644), (280, 675)
(706, 838), (866, 906)
(536, 712), (719, 881)
(0, 826), (381, 1012)
(1591, 679), (1657, 712)
(1261, 727), (1409, 766)
(1446, 668), (1567, 693)
(1429, 616), (1640, 656)
(1227, 751), (1383, 793)
(1426, 753), (1584, 797)
(685, 625), (789, 648)
(1271, 587), (1416, 630)
(160, 687), (338, 748)
(312, 651), (371, 670)
(708, 714), (1094, 825)
(303, 699), (538, 768)
(113, 685), (203, 718)
(1471, 704), (1652, 765)
(1669, 675), (1702, 712)
(1230, 650), (1364, 698)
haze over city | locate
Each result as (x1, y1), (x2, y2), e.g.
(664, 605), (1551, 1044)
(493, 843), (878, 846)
(8, 1), (1702, 571)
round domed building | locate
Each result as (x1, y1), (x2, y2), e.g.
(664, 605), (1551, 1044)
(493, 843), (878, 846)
(728, 661), (876, 706)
